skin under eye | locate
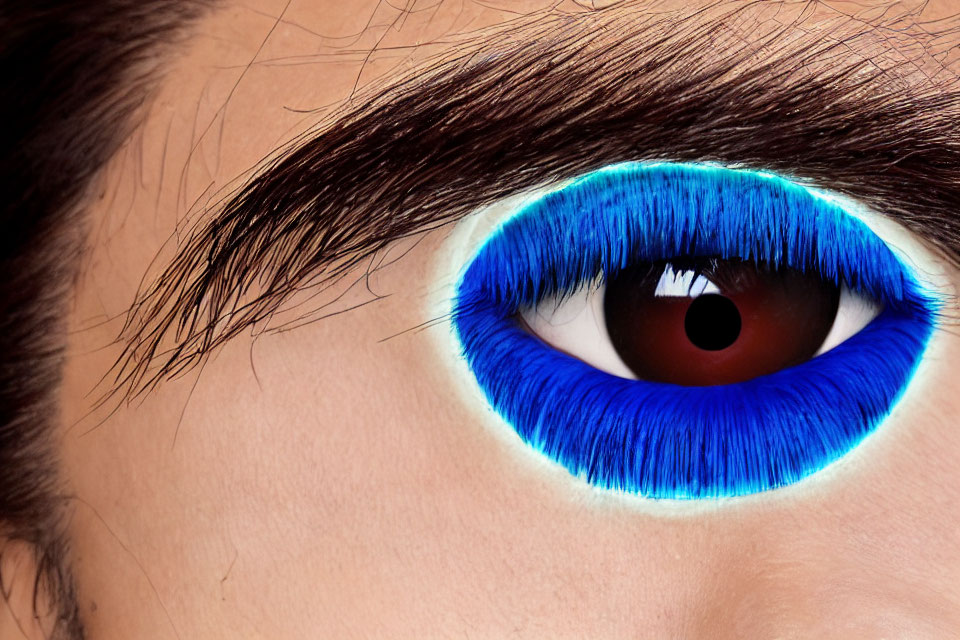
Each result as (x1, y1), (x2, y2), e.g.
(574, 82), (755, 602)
(450, 162), (940, 499)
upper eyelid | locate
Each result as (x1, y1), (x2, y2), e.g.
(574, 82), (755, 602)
(450, 170), (953, 307)
(109, 4), (960, 402)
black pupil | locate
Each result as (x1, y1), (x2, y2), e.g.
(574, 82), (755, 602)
(684, 294), (741, 351)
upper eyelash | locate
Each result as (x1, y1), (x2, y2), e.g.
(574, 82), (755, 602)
(471, 163), (921, 310)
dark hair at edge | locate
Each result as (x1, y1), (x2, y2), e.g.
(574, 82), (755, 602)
(0, 2), (214, 637)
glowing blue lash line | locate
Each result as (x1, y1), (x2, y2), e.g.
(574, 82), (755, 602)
(452, 162), (939, 499)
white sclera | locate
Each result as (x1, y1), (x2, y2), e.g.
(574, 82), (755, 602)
(814, 286), (881, 356)
(520, 282), (636, 379)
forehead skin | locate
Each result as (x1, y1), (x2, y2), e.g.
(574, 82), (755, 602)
(50, 1), (960, 638)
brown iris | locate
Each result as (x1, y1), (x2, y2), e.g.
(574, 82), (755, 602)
(603, 259), (840, 386)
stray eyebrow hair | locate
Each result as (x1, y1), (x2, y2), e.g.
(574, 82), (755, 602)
(112, 1), (960, 399)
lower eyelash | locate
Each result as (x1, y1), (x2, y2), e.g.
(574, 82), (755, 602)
(451, 162), (939, 499)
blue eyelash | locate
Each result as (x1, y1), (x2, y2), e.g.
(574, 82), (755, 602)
(452, 163), (939, 499)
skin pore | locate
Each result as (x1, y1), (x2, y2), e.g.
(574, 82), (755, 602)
(4, 0), (959, 637)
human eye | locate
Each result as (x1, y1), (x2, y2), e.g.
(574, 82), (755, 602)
(446, 162), (941, 500)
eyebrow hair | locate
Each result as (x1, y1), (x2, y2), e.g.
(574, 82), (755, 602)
(112, 1), (960, 399)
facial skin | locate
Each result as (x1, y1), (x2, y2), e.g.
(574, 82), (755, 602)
(3, 0), (958, 638)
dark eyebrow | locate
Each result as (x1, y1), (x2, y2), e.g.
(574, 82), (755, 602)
(112, 2), (960, 399)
